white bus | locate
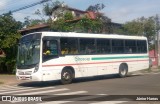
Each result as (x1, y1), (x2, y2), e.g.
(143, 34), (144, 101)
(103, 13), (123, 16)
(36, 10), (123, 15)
(16, 32), (149, 84)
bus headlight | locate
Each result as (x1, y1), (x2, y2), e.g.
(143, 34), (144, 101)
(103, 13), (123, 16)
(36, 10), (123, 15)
(34, 64), (39, 73)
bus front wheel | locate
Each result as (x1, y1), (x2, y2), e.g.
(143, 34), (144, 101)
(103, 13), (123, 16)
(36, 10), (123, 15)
(61, 69), (73, 84)
(119, 64), (128, 78)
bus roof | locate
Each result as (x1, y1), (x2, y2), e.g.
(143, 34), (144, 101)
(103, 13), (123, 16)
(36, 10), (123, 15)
(25, 31), (147, 40)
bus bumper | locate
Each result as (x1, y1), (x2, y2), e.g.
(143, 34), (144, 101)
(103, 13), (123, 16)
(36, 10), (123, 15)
(16, 72), (42, 81)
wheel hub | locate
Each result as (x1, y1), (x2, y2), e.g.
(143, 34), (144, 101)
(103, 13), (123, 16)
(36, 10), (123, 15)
(63, 72), (70, 80)
(121, 69), (126, 75)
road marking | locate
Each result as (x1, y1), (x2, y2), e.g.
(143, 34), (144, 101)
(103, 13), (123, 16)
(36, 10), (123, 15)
(39, 93), (128, 104)
(40, 101), (71, 104)
(0, 85), (18, 89)
(54, 91), (87, 95)
(0, 86), (35, 92)
(39, 91), (88, 104)
(39, 93), (109, 104)
(39, 95), (109, 104)
(11, 88), (69, 103)
(17, 88), (69, 95)
(90, 101), (128, 104)
(0, 86), (56, 95)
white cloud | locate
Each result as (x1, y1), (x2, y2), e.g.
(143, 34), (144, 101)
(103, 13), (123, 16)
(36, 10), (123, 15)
(104, 0), (160, 23)
(1, 0), (160, 24)
(0, 0), (8, 10)
(12, 2), (45, 22)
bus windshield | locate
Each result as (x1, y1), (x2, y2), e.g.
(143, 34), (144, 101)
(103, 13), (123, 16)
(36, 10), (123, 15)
(17, 34), (41, 69)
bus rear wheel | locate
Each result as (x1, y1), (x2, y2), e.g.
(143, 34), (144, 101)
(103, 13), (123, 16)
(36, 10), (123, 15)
(119, 64), (128, 78)
(61, 69), (73, 84)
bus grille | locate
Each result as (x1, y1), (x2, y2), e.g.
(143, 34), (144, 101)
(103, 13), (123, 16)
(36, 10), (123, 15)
(18, 71), (32, 75)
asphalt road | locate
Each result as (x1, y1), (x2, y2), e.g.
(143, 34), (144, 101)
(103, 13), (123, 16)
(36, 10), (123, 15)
(0, 72), (160, 104)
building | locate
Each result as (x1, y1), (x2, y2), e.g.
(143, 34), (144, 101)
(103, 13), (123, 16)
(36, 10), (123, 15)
(19, 4), (121, 35)
(19, 24), (50, 35)
(51, 4), (102, 21)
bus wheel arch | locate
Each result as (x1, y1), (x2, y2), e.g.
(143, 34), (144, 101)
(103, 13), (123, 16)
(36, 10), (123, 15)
(119, 63), (128, 78)
(61, 66), (75, 84)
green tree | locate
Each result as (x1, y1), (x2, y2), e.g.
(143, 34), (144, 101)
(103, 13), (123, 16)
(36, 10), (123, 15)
(124, 17), (155, 45)
(50, 12), (103, 33)
(0, 13), (22, 73)
(113, 16), (156, 50)
(50, 11), (73, 32)
(86, 3), (105, 12)
(75, 17), (103, 33)
(23, 0), (63, 28)
(23, 16), (46, 28)
(43, 0), (63, 18)
(86, 3), (111, 33)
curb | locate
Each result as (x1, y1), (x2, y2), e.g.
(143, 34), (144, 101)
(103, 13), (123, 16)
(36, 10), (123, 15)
(130, 68), (160, 75)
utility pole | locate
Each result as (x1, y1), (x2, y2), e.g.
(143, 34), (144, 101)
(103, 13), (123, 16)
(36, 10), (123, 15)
(155, 14), (160, 66)
(158, 30), (160, 66)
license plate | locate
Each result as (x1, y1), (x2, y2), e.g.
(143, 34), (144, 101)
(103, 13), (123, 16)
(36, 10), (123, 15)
(21, 76), (26, 80)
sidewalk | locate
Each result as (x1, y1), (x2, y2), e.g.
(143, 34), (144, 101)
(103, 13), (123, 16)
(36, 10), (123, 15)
(0, 75), (29, 85)
(0, 68), (159, 85)
(139, 67), (160, 73)
(129, 67), (160, 75)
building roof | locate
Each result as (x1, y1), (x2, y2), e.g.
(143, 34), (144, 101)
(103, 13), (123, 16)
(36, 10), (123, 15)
(86, 11), (97, 19)
(18, 5), (113, 34)
(19, 24), (49, 32)
(52, 5), (87, 13)
(67, 7), (87, 13)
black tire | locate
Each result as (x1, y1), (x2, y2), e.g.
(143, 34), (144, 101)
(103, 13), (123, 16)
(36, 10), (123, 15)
(61, 69), (73, 84)
(119, 64), (128, 78)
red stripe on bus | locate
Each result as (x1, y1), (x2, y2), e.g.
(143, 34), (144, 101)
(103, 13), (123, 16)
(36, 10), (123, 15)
(42, 59), (148, 67)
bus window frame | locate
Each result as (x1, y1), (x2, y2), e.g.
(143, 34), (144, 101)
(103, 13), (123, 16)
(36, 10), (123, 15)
(42, 36), (60, 62)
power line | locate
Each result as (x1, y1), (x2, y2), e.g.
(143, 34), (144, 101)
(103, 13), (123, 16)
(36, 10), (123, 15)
(10, 0), (51, 13)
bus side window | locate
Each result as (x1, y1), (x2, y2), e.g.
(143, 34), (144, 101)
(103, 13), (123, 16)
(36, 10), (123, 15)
(61, 48), (69, 55)
(70, 48), (78, 54)
(42, 39), (58, 62)
(125, 47), (132, 54)
(43, 41), (50, 55)
(60, 37), (79, 55)
(97, 39), (111, 54)
(80, 38), (95, 55)
(50, 41), (58, 55)
(85, 46), (92, 54)
(128, 48), (132, 53)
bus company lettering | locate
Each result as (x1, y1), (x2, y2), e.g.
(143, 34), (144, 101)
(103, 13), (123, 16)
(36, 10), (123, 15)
(75, 57), (90, 61)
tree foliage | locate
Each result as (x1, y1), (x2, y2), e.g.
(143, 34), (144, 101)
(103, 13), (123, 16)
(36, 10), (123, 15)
(86, 3), (111, 33)
(125, 17), (155, 45)
(75, 17), (103, 33)
(50, 11), (103, 33)
(23, 16), (46, 28)
(113, 16), (158, 50)
(50, 11), (73, 32)
(0, 13), (22, 73)
(86, 3), (105, 12)
(43, 0), (63, 17)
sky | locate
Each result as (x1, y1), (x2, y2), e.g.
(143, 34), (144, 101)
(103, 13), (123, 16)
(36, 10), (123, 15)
(0, 0), (160, 23)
